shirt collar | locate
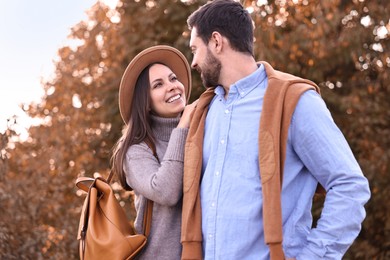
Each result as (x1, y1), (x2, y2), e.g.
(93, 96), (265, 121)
(214, 64), (266, 98)
(213, 64), (267, 98)
(234, 63), (266, 98)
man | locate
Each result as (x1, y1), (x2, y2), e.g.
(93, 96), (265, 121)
(181, 0), (370, 260)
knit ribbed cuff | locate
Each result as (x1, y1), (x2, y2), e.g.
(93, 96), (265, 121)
(163, 127), (189, 162)
(268, 243), (285, 260)
(181, 241), (203, 260)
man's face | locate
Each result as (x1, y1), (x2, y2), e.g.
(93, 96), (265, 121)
(189, 27), (222, 88)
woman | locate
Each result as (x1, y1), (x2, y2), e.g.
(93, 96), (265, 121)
(111, 45), (196, 259)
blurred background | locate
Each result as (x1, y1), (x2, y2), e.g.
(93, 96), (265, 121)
(0, 0), (389, 259)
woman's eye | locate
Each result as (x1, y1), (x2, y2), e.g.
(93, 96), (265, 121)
(153, 83), (162, 89)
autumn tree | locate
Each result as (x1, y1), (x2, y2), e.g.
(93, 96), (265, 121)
(1, 1), (200, 259)
(1, 0), (388, 259)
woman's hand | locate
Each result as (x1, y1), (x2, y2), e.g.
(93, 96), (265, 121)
(177, 99), (199, 128)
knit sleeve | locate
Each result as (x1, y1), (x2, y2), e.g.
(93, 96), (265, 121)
(124, 128), (188, 206)
(164, 127), (188, 162)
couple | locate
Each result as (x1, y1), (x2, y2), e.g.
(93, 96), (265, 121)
(111, 1), (370, 259)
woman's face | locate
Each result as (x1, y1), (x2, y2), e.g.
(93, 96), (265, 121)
(149, 63), (186, 118)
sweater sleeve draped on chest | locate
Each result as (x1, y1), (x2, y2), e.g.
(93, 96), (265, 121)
(180, 62), (319, 260)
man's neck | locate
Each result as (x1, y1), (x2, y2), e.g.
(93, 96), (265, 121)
(219, 53), (258, 97)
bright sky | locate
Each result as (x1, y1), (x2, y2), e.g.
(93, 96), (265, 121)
(0, 0), (117, 136)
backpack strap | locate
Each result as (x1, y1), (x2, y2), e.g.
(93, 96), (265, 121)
(259, 81), (319, 259)
(141, 139), (159, 236)
(104, 139), (159, 237)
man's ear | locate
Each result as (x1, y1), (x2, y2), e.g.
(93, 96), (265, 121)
(210, 31), (224, 53)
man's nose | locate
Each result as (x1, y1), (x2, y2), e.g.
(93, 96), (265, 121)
(191, 60), (197, 70)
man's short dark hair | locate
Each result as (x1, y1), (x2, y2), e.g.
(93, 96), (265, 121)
(187, 0), (254, 56)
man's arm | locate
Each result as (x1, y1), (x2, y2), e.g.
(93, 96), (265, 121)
(291, 90), (371, 259)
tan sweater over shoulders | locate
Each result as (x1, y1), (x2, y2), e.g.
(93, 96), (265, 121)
(181, 61), (320, 260)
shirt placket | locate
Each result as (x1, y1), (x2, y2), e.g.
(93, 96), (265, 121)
(206, 96), (234, 258)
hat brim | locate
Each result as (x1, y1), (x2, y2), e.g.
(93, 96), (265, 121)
(119, 45), (192, 124)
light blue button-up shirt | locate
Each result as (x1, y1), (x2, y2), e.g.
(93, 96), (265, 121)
(200, 64), (370, 259)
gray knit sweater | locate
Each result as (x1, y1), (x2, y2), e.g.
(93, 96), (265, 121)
(124, 115), (188, 260)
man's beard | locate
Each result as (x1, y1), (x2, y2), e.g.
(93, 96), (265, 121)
(199, 49), (221, 88)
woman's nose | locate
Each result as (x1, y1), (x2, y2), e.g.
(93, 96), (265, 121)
(167, 81), (178, 91)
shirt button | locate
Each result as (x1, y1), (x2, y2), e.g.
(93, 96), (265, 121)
(220, 139), (225, 144)
(208, 234), (213, 239)
(211, 202), (216, 207)
(215, 171), (220, 176)
(224, 109), (229, 114)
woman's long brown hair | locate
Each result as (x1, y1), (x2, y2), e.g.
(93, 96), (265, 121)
(111, 64), (157, 190)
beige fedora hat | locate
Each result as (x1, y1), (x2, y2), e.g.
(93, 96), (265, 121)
(119, 45), (192, 124)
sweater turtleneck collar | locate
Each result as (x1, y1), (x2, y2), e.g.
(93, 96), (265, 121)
(150, 114), (180, 142)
